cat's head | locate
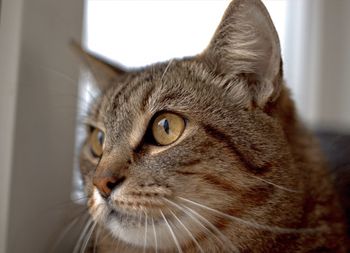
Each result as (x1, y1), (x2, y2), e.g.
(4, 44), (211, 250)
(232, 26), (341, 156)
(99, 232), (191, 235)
(78, 0), (301, 251)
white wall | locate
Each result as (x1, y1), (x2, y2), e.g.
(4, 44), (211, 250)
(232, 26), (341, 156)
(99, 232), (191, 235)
(0, 0), (23, 252)
(317, 0), (350, 131)
(1, 0), (85, 252)
(285, 0), (350, 132)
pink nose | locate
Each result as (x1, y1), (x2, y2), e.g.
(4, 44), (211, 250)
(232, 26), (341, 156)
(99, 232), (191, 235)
(93, 176), (125, 198)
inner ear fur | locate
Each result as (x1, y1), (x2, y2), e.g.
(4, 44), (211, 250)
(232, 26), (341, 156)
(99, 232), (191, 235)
(71, 41), (126, 91)
(201, 0), (282, 108)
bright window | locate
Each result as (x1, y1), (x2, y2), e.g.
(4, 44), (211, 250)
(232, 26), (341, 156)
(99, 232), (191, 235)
(84, 0), (287, 67)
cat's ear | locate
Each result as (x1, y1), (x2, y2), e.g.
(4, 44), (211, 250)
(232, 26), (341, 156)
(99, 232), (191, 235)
(71, 41), (126, 90)
(202, 0), (282, 107)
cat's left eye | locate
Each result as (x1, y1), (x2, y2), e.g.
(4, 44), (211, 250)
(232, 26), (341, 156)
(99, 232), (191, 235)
(151, 112), (185, 146)
(89, 128), (105, 158)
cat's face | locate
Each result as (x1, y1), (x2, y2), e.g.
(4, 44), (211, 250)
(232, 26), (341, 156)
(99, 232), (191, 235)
(79, 0), (303, 251)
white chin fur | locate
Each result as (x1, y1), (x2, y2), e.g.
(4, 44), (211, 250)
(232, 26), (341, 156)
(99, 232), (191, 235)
(107, 216), (179, 250)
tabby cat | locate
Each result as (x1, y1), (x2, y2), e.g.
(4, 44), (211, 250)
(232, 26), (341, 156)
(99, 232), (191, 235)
(76, 0), (347, 252)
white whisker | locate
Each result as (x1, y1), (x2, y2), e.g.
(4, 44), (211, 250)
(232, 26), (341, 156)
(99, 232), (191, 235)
(92, 224), (101, 253)
(151, 217), (158, 253)
(73, 217), (93, 253)
(163, 198), (227, 252)
(178, 197), (325, 234)
(179, 204), (239, 253)
(80, 221), (97, 253)
(143, 212), (148, 253)
(161, 59), (174, 80)
(138, 211), (143, 246)
(112, 233), (122, 252)
(248, 174), (301, 193)
(22, 59), (78, 85)
(160, 209), (183, 253)
(49, 214), (82, 253)
(168, 209), (205, 253)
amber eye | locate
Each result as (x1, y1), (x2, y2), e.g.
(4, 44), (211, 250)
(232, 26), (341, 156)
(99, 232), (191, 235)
(151, 113), (185, 146)
(89, 128), (105, 158)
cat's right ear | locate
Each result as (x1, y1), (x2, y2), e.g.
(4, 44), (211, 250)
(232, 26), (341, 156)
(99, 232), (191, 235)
(200, 0), (282, 108)
(71, 41), (126, 91)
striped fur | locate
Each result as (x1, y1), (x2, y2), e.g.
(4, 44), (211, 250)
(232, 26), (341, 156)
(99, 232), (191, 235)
(78, 0), (347, 252)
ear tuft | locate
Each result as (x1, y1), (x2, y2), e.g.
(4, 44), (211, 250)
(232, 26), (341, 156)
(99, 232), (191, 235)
(202, 0), (282, 107)
(70, 41), (126, 91)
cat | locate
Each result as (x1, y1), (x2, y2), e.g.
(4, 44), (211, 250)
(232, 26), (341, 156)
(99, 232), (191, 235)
(75, 0), (347, 252)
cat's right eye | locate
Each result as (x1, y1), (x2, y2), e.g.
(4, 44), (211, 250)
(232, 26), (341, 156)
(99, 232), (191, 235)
(89, 127), (105, 158)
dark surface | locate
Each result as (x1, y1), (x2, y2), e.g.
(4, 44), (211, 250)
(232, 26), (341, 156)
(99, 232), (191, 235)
(315, 130), (350, 235)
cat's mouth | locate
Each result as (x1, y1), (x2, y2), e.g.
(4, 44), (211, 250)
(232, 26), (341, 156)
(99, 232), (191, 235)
(107, 206), (163, 228)
(104, 193), (168, 227)
(108, 208), (143, 226)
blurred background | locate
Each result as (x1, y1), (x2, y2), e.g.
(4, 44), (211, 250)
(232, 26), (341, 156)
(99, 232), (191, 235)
(0, 0), (349, 252)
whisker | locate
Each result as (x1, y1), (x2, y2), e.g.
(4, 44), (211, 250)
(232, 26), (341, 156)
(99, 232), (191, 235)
(161, 59), (174, 81)
(163, 198), (225, 252)
(159, 209), (183, 253)
(22, 59), (78, 85)
(49, 214), (83, 253)
(151, 217), (158, 253)
(48, 197), (88, 212)
(92, 224), (101, 253)
(168, 209), (204, 253)
(178, 197), (325, 234)
(112, 238), (120, 252)
(248, 174), (301, 193)
(71, 196), (89, 203)
(80, 221), (97, 253)
(143, 211), (148, 253)
(138, 211), (143, 246)
(100, 228), (113, 245)
(179, 203), (239, 253)
(73, 217), (93, 253)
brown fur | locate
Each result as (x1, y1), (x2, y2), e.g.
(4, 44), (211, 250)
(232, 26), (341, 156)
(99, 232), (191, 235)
(77, 0), (347, 252)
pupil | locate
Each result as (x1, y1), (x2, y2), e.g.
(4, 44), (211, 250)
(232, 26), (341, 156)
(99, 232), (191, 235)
(97, 131), (104, 145)
(160, 119), (170, 134)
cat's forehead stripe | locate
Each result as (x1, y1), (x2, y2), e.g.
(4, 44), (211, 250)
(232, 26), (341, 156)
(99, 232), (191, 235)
(106, 74), (155, 113)
(108, 80), (131, 111)
(140, 84), (156, 112)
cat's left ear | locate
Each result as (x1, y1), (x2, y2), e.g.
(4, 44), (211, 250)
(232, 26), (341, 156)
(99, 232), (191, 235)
(71, 41), (126, 91)
(202, 0), (282, 107)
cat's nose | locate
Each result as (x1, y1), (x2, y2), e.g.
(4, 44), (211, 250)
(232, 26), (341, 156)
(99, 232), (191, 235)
(93, 176), (125, 198)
